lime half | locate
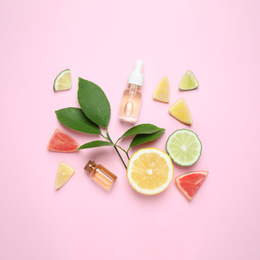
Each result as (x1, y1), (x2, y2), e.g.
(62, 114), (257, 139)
(53, 69), (72, 91)
(166, 129), (202, 166)
(179, 70), (199, 91)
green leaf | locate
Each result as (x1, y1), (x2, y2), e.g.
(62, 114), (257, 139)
(55, 107), (101, 134)
(78, 78), (111, 128)
(119, 124), (164, 140)
(129, 129), (165, 149)
(78, 140), (114, 150)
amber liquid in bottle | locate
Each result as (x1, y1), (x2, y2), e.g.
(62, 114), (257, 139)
(84, 160), (117, 191)
(119, 83), (142, 123)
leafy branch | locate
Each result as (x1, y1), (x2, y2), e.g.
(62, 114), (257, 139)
(55, 78), (165, 169)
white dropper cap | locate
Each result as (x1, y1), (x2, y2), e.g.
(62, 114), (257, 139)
(127, 60), (144, 87)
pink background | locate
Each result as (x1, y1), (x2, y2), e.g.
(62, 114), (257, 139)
(1, 0), (260, 259)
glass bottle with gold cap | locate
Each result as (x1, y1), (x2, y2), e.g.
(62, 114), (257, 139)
(84, 160), (117, 191)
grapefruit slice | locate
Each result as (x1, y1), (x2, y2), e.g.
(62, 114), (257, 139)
(153, 76), (170, 103)
(168, 98), (192, 125)
(47, 129), (79, 152)
(175, 171), (209, 201)
(55, 162), (75, 189)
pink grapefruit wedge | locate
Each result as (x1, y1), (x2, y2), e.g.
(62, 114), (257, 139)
(47, 129), (79, 152)
(175, 171), (209, 201)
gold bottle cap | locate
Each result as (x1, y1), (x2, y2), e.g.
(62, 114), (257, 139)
(84, 160), (97, 174)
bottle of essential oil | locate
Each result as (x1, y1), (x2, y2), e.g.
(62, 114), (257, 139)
(84, 160), (117, 191)
(119, 60), (144, 123)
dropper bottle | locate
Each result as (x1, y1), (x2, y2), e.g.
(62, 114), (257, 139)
(119, 60), (144, 123)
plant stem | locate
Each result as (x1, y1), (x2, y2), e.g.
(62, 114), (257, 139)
(100, 133), (109, 140)
(116, 145), (130, 160)
(115, 138), (120, 145)
(106, 128), (127, 169)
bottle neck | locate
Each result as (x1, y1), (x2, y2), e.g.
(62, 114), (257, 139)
(84, 160), (97, 174)
(127, 83), (141, 90)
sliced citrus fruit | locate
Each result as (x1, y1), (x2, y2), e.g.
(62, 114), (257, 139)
(168, 98), (192, 125)
(55, 162), (75, 189)
(127, 148), (174, 195)
(153, 76), (170, 103)
(179, 70), (199, 90)
(175, 171), (209, 201)
(47, 129), (79, 152)
(53, 69), (72, 91)
(166, 129), (202, 166)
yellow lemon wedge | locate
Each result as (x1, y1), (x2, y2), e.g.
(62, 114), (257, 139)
(55, 162), (75, 189)
(179, 70), (199, 90)
(168, 98), (192, 125)
(127, 148), (174, 195)
(53, 69), (72, 91)
(153, 76), (170, 103)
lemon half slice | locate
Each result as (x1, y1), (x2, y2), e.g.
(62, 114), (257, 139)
(127, 148), (174, 195)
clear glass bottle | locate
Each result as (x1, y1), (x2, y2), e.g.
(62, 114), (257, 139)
(119, 60), (144, 123)
(84, 160), (117, 191)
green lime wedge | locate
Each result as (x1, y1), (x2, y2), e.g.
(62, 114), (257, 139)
(53, 69), (72, 91)
(166, 129), (202, 166)
(179, 70), (199, 90)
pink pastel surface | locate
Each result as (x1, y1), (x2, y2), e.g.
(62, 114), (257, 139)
(1, 0), (260, 259)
